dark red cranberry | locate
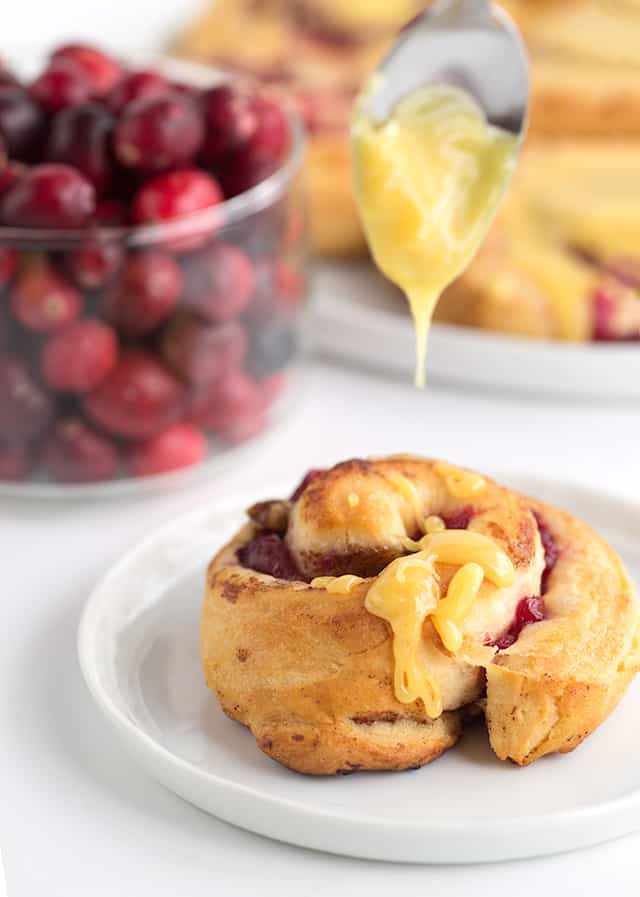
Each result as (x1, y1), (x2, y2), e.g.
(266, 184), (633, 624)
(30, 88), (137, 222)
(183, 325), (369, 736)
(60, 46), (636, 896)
(0, 354), (54, 444)
(532, 510), (559, 590)
(182, 242), (254, 322)
(10, 262), (82, 332)
(67, 241), (123, 289)
(161, 315), (246, 385)
(0, 444), (32, 480)
(127, 421), (207, 477)
(0, 133), (5, 167)
(200, 84), (257, 163)
(0, 164), (95, 228)
(103, 252), (182, 335)
(0, 85), (45, 160)
(190, 369), (263, 441)
(50, 44), (122, 97)
(43, 416), (118, 483)
(107, 69), (169, 113)
(247, 319), (296, 378)
(31, 61), (94, 113)
(93, 198), (127, 226)
(114, 93), (204, 171)
(131, 168), (223, 251)
(0, 161), (26, 197)
(290, 469), (325, 501)
(47, 102), (115, 194)
(442, 506), (473, 530)
(0, 59), (18, 88)
(83, 350), (183, 439)
(0, 303), (11, 349)
(489, 596), (546, 650)
(0, 247), (17, 289)
(218, 96), (289, 197)
(238, 533), (301, 581)
(41, 318), (118, 392)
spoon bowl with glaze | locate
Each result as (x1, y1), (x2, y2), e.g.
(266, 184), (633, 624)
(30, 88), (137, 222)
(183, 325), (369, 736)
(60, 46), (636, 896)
(364, 0), (529, 135)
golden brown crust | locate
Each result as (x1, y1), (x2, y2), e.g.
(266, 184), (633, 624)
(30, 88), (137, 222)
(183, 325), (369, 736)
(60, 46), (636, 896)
(486, 497), (640, 764)
(200, 456), (640, 774)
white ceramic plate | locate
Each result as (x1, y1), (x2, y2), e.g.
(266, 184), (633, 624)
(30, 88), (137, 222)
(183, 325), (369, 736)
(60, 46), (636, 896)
(78, 475), (640, 863)
(312, 262), (640, 400)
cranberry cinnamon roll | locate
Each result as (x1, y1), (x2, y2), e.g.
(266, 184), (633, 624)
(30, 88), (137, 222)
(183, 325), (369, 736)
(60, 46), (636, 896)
(201, 456), (640, 774)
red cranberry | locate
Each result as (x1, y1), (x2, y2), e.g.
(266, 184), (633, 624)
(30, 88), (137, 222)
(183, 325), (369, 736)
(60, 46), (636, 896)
(127, 421), (207, 477)
(0, 354), (54, 444)
(103, 252), (182, 336)
(0, 85), (45, 160)
(31, 61), (94, 113)
(67, 241), (123, 289)
(161, 315), (246, 385)
(0, 444), (32, 480)
(274, 263), (305, 316)
(593, 288), (618, 341)
(182, 243), (254, 322)
(490, 596), (546, 650)
(93, 198), (127, 226)
(10, 262), (82, 332)
(47, 102), (115, 194)
(0, 164), (95, 228)
(0, 247), (17, 289)
(131, 168), (223, 251)
(51, 44), (122, 97)
(190, 369), (262, 439)
(107, 69), (169, 113)
(238, 533), (301, 581)
(442, 507), (474, 530)
(43, 416), (118, 483)
(0, 161), (26, 197)
(41, 318), (118, 392)
(200, 84), (257, 163)
(114, 93), (204, 171)
(83, 350), (183, 439)
(532, 510), (559, 590)
(218, 96), (289, 197)
(290, 469), (324, 501)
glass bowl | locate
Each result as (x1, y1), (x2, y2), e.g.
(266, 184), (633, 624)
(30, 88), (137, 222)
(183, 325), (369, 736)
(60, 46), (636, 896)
(0, 53), (308, 496)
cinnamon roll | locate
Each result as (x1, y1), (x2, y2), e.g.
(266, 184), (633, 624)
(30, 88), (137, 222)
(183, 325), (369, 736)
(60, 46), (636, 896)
(201, 456), (640, 774)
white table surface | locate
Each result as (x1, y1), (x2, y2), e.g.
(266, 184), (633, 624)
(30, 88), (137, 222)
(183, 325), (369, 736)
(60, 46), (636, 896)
(3, 357), (640, 896)
(3, 1), (640, 893)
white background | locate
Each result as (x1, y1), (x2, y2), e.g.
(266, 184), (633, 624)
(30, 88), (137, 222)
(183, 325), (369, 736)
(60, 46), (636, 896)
(3, 2), (640, 895)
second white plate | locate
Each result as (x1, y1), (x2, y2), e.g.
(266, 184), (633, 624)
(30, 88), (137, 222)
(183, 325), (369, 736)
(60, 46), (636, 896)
(312, 262), (640, 400)
(78, 476), (640, 863)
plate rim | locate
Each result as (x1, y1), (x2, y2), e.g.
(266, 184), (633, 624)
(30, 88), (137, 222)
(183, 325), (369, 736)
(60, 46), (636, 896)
(312, 264), (640, 400)
(77, 474), (640, 861)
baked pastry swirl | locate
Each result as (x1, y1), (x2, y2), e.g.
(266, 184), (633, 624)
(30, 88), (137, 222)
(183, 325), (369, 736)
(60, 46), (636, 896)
(202, 456), (640, 774)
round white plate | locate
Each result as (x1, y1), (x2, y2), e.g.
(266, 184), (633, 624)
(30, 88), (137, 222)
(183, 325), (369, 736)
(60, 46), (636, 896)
(78, 475), (640, 863)
(311, 262), (640, 400)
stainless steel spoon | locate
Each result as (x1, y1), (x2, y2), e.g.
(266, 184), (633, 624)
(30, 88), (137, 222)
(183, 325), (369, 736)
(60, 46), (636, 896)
(363, 0), (530, 137)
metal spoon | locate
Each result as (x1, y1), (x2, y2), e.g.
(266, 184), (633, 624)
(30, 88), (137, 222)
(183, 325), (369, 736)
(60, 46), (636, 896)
(363, 0), (529, 136)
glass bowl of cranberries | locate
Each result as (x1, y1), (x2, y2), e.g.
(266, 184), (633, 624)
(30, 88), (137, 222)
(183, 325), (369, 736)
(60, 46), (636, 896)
(0, 45), (308, 494)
